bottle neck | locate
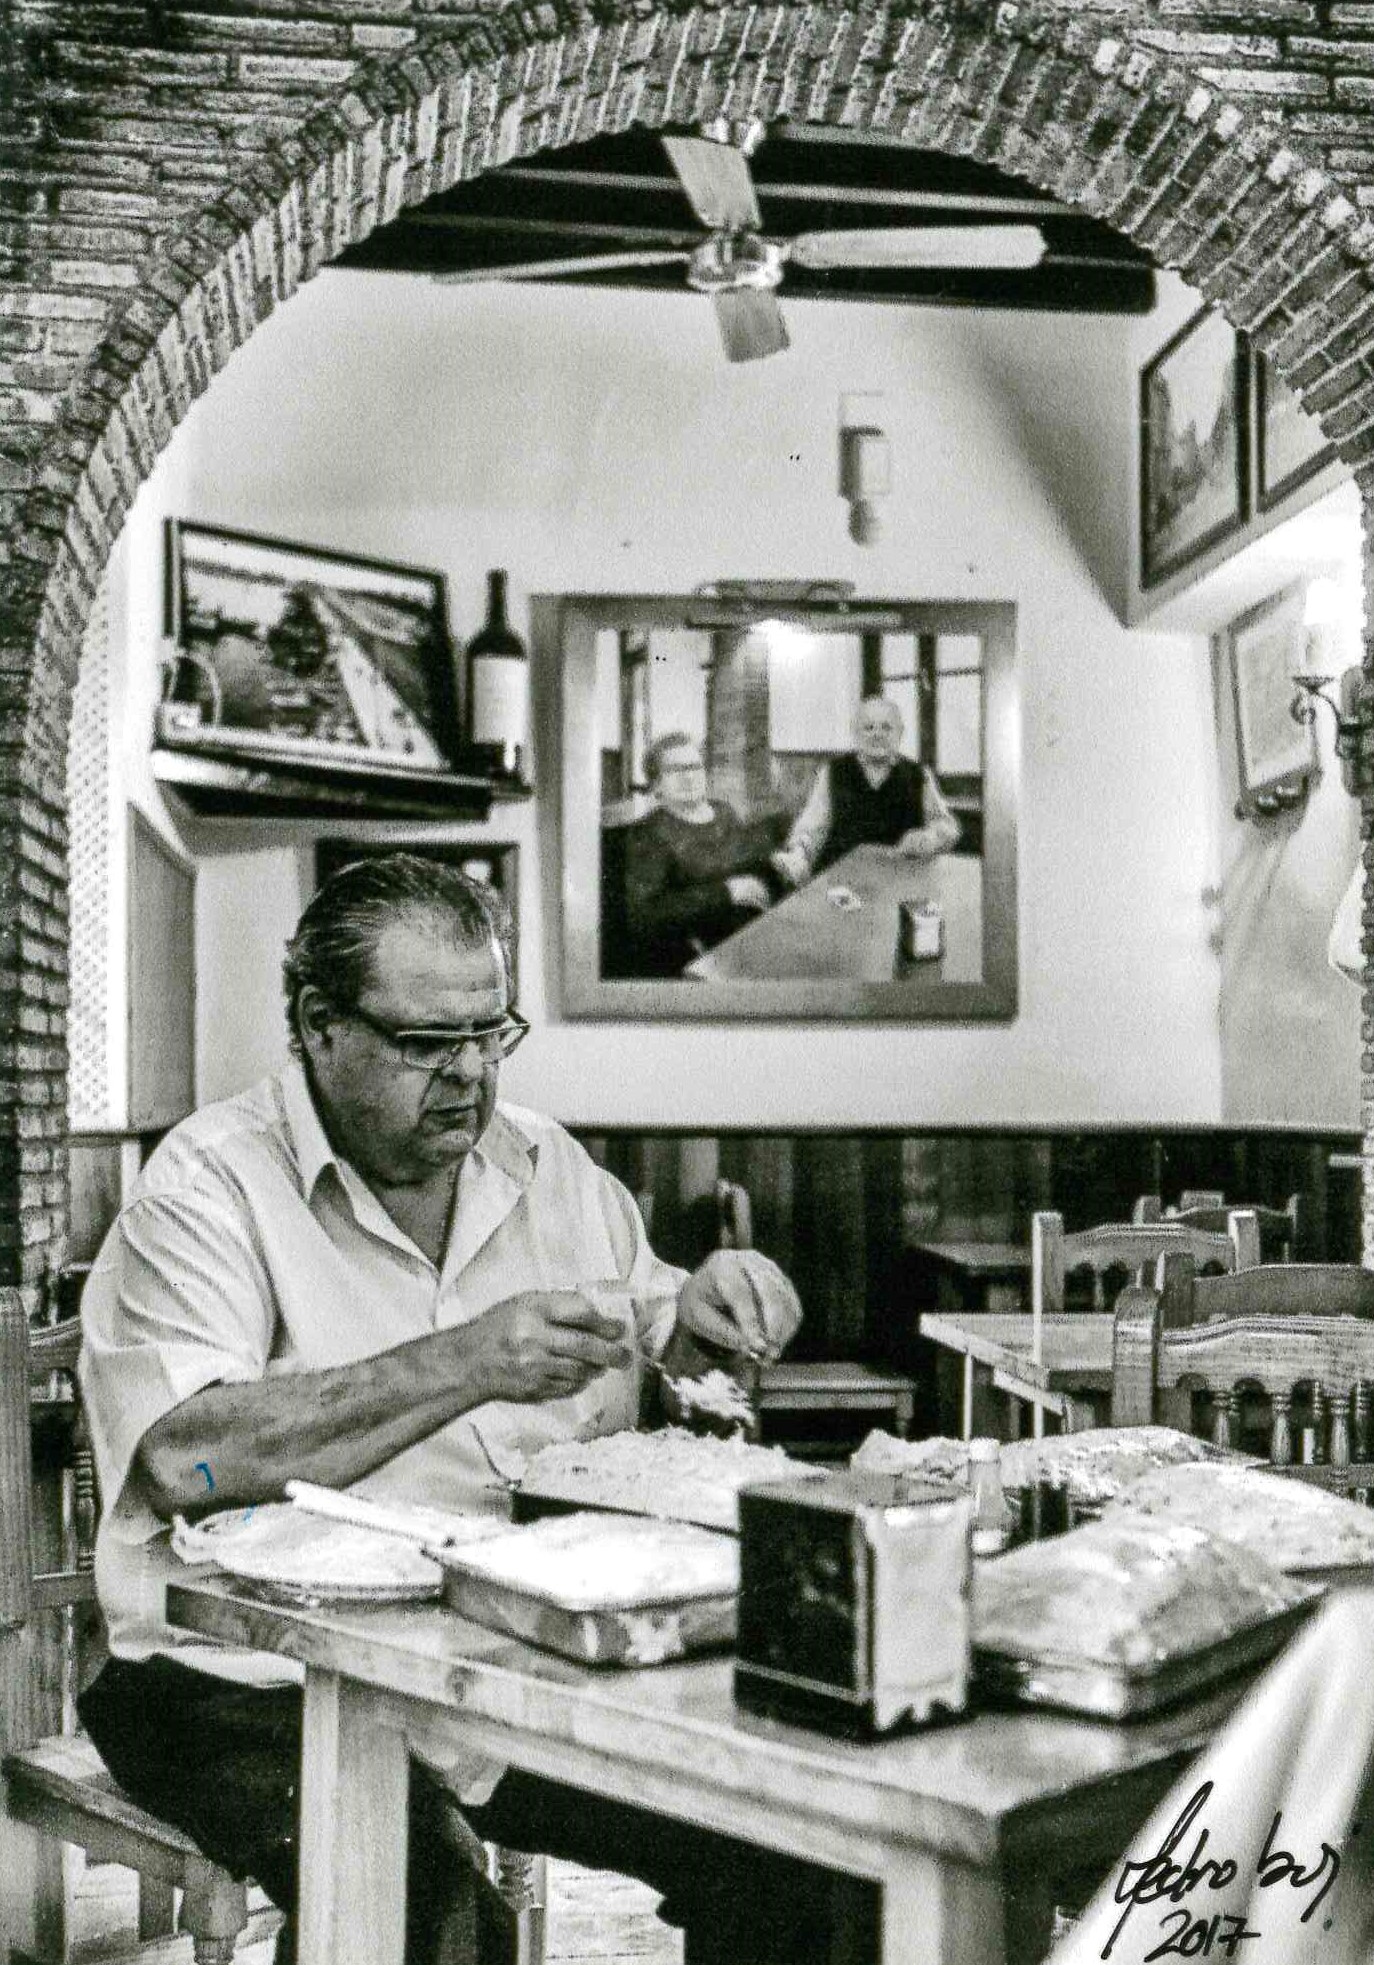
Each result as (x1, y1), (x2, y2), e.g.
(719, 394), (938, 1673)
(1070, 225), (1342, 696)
(485, 571), (509, 631)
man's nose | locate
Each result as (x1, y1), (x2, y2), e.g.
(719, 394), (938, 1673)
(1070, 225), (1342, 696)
(440, 1042), (487, 1083)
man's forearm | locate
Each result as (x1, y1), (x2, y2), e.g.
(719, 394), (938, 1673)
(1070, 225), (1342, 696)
(139, 1324), (494, 1517)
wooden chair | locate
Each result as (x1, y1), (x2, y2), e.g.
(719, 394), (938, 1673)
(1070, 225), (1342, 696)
(2, 1281), (256, 1964)
(717, 1180), (920, 1444)
(2, 1272), (546, 1965)
(1133, 1192), (1301, 1262)
(1016, 1211), (1257, 1439)
(1112, 1254), (1374, 1483)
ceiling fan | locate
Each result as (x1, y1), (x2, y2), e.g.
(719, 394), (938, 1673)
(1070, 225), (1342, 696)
(434, 118), (1046, 363)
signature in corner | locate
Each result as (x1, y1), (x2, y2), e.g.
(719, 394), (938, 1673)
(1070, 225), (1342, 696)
(1100, 1782), (1342, 1960)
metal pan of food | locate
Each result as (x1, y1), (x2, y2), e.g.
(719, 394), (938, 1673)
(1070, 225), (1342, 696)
(433, 1511), (740, 1666)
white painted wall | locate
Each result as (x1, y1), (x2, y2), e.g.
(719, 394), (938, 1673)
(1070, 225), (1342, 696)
(1126, 273), (1363, 1130)
(107, 269), (1225, 1128)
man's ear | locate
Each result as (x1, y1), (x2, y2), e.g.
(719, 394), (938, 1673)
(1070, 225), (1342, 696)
(295, 986), (336, 1054)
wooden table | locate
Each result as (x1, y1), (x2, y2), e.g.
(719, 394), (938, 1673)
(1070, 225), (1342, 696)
(687, 845), (983, 983)
(918, 1312), (1115, 1437)
(168, 1571), (1229, 1965)
(913, 1243), (1031, 1316)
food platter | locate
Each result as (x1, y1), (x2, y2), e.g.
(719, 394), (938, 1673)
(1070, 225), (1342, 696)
(1101, 1461), (1374, 1575)
(513, 1427), (819, 1533)
(436, 1513), (740, 1665)
(972, 1513), (1323, 1718)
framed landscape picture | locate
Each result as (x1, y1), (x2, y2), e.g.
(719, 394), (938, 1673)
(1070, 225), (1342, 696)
(1226, 586), (1318, 820)
(163, 522), (462, 778)
(1256, 352), (1336, 512)
(1140, 308), (1248, 588)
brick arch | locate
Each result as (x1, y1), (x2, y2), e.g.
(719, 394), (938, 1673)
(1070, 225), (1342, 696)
(6, 0), (1374, 1290)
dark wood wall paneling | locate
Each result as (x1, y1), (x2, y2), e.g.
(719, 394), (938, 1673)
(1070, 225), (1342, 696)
(574, 1130), (1359, 1368)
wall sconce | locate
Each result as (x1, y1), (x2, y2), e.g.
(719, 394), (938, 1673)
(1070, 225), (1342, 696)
(1290, 668), (1366, 795)
(838, 392), (889, 545)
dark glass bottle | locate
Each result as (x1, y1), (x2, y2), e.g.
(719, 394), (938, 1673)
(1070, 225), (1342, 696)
(465, 570), (528, 777)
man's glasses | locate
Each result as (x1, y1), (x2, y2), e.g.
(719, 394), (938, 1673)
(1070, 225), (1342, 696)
(341, 1003), (529, 1073)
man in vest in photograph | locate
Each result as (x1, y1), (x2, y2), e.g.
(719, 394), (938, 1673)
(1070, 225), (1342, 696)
(773, 694), (961, 885)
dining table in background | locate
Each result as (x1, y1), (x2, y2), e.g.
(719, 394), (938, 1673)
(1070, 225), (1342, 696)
(686, 845), (983, 984)
(917, 1311), (1116, 1438)
(169, 1569), (1233, 1965)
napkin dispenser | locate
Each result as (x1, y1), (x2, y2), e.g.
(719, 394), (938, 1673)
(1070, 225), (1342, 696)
(733, 1470), (972, 1736)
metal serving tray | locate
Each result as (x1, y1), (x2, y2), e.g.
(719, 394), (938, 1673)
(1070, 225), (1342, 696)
(438, 1565), (736, 1665)
(974, 1591), (1322, 1719)
(435, 1514), (740, 1666)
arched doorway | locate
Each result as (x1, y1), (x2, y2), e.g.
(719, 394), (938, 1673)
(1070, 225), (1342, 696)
(3, 3), (1371, 1290)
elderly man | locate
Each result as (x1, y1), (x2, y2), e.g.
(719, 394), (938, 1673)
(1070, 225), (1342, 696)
(774, 695), (960, 885)
(75, 854), (856, 1964)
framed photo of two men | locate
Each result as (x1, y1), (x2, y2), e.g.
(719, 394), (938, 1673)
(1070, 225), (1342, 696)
(545, 592), (1019, 1022)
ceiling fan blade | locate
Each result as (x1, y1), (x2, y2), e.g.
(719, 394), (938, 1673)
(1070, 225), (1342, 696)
(663, 134), (761, 232)
(713, 288), (789, 364)
(789, 224), (1046, 271)
(433, 249), (690, 284)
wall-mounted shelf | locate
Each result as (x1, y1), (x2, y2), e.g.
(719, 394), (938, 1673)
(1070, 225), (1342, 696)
(152, 743), (529, 822)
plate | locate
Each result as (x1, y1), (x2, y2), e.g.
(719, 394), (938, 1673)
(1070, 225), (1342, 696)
(172, 1502), (444, 1603)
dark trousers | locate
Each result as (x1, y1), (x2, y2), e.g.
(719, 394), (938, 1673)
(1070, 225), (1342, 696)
(79, 1655), (877, 1965)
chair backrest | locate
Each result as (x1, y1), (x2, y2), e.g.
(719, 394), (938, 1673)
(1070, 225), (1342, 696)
(1113, 1256), (1374, 1469)
(1133, 1192), (1301, 1260)
(0, 1267), (97, 1762)
(1032, 1209), (1253, 1318)
(715, 1178), (753, 1251)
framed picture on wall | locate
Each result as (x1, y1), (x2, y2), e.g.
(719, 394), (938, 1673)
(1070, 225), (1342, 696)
(1140, 307), (1249, 588)
(312, 839), (519, 993)
(1227, 586), (1319, 820)
(163, 522), (462, 777)
(1256, 351), (1337, 512)
(128, 809), (196, 1129)
(548, 592), (1019, 1022)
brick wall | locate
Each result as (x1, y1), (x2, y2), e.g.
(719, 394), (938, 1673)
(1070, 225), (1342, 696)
(3, 0), (1374, 1290)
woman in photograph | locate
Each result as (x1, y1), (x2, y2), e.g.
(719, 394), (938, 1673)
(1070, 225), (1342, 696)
(617, 732), (789, 978)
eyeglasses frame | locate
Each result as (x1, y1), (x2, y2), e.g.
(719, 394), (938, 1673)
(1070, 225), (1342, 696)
(336, 1000), (529, 1072)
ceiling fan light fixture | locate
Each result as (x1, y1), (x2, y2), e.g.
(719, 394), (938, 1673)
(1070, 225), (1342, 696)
(686, 233), (785, 294)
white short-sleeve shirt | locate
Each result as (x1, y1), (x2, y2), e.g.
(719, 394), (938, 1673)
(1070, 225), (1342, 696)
(79, 1062), (684, 1741)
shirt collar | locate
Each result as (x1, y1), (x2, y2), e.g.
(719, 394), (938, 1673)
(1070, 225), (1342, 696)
(277, 1059), (539, 1200)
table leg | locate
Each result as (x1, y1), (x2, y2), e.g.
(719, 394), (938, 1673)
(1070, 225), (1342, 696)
(298, 1669), (408, 1965)
(879, 1853), (1005, 1965)
(962, 1357), (974, 1441)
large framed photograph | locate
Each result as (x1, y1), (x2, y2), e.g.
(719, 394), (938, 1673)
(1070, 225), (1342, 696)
(313, 838), (519, 992)
(1256, 351), (1337, 512)
(163, 522), (462, 778)
(1227, 586), (1319, 820)
(1140, 308), (1248, 589)
(548, 593), (1018, 1021)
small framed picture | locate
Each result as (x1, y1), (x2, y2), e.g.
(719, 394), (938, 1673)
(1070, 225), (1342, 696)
(1226, 586), (1318, 820)
(1140, 308), (1248, 589)
(163, 521), (461, 777)
(313, 839), (519, 993)
(1256, 351), (1337, 512)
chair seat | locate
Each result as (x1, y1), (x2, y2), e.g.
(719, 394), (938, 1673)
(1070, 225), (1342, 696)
(4, 1733), (239, 1888)
(759, 1362), (917, 1434)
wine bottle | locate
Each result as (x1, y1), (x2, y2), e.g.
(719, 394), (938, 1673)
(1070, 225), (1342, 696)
(465, 570), (528, 778)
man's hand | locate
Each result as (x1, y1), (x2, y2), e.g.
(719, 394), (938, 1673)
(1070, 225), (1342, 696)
(468, 1290), (630, 1404)
(674, 1250), (802, 1366)
(725, 874), (771, 912)
(770, 846), (809, 889)
(894, 826), (940, 860)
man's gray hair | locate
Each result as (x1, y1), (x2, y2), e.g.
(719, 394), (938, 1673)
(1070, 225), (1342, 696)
(857, 694), (903, 727)
(282, 852), (513, 1049)
(643, 730), (700, 791)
